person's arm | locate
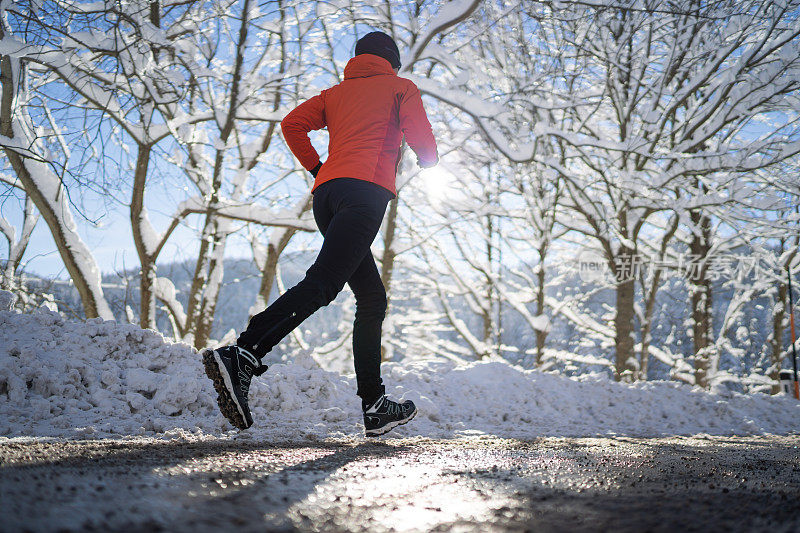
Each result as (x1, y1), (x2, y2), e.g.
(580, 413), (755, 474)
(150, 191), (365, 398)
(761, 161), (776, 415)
(399, 82), (438, 168)
(280, 92), (326, 172)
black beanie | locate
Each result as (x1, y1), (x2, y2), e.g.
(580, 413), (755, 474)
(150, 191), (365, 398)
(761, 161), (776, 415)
(355, 31), (401, 69)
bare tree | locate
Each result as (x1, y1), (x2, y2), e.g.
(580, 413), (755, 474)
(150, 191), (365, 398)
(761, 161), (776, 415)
(414, 0), (800, 382)
(4, 1), (315, 342)
(0, 186), (38, 288)
(0, 7), (112, 318)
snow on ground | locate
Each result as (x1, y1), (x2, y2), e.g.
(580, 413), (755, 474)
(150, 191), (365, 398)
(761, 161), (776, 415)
(1, 305), (799, 441)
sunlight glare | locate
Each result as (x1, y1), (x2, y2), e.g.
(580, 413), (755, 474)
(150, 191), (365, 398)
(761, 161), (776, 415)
(419, 165), (453, 204)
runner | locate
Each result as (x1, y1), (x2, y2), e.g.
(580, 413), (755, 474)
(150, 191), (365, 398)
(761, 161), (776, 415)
(203, 31), (438, 437)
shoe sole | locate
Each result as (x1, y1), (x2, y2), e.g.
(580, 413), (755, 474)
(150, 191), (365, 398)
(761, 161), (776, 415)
(201, 349), (251, 429)
(365, 407), (418, 437)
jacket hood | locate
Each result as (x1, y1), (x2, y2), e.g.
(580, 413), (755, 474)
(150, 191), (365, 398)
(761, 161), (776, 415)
(344, 54), (396, 80)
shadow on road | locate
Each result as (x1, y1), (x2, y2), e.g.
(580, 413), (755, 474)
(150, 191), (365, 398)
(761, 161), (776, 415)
(1, 436), (799, 532)
(0, 438), (411, 531)
(445, 436), (800, 532)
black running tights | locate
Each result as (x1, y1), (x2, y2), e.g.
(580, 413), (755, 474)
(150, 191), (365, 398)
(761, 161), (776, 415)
(237, 178), (393, 404)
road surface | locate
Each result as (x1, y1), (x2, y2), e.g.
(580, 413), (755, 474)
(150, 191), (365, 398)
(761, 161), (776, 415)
(1, 435), (799, 532)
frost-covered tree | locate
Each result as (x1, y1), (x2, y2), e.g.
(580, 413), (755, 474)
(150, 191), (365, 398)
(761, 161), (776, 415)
(2, 0), (316, 342)
(168, 0), (317, 347)
(2, 0), (205, 325)
(415, 0), (800, 382)
(0, 6), (113, 319)
(413, 158), (506, 359)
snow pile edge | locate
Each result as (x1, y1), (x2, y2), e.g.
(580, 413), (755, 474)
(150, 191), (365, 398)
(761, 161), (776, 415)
(1, 309), (798, 440)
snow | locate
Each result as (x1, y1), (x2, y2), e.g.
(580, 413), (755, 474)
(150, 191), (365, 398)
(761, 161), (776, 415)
(0, 291), (16, 311)
(176, 196), (316, 232)
(428, 0), (477, 29)
(153, 277), (187, 336)
(1, 309), (798, 442)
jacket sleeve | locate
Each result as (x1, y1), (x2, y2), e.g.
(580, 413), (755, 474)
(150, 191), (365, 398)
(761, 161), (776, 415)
(399, 82), (438, 167)
(280, 92), (327, 171)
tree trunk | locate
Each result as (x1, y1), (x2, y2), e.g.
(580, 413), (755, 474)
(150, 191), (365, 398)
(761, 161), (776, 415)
(3, 148), (113, 319)
(535, 248), (547, 366)
(1, 194), (37, 287)
(194, 219), (229, 348)
(638, 214), (678, 381)
(483, 205), (496, 354)
(614, 269), (637, 382)
(770, 281), (788, 394)
(255, 216), (307, 314)
(770, 238), (796, 394)
(613, 237), (638, 382)
(690, 209), (713, 389)
(637, 267), (658, 383)
(183, 216), (210, 338)
(639, 293), (655, 381)
(256, 240), (283, 310)
(184, 0), (251, 348)
(130, 143), (157, 329)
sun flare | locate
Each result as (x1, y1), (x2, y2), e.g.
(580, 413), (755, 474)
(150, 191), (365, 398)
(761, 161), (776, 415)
(419, 165), (453, 202)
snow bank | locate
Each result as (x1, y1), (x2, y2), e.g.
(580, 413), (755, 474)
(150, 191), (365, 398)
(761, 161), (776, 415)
(1, 308), (798, 440)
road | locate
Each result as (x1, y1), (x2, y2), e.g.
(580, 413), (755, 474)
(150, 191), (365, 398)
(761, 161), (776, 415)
(1, 435), (799, 532)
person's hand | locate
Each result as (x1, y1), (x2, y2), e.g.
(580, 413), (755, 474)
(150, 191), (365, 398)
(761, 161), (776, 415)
(417, 157), (438, 169)
(310, 161), (323, 177)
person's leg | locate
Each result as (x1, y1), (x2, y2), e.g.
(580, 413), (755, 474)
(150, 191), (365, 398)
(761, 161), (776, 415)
(346, 242), (419, 437)
(235, 186), (333, 358)
(237, 179), (390, 360)
(347, 253), (387, 406)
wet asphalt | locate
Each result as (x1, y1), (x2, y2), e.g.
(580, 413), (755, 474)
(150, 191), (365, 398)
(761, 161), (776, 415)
(1, 435), (799, 532)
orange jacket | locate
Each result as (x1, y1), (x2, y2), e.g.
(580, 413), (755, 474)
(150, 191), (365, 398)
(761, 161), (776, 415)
(280, 54), (438, 196)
